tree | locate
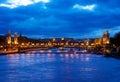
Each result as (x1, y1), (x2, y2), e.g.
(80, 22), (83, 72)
(114, 32), (120, 46)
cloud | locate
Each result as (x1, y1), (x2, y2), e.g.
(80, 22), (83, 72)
(84, 26), (120, 38)
(0, 0), (50, 8)
(73, 4), (96, 11)
(0, 0), (120, 38)
(109, 26), (120, 37)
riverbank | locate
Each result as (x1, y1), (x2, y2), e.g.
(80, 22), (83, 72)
(0, 50), (27, 55)
(0, 48), (120, 59)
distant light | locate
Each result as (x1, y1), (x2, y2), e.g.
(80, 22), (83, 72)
(106, 41), (110, 44)
(81, 43), (84, 46)
(73, 4), (96, 11)
(52, 38), (56, 42)
(61, 38), (64, 41)
(91, 43), (94, 46)
(21, 43), (25, 46)
(32, 43), (35, 46)
(0, 46), (3, 48)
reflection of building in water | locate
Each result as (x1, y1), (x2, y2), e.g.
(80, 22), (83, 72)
(7, 30), (12, 45)
(94, 30), (110, 46)
(14, 32), (18, 44)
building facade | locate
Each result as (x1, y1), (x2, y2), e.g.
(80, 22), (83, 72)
(14, 32), (18, 45)
(94, 30), (110, 46)
(6, 30), (12, 45)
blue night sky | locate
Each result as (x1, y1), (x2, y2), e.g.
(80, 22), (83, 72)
(0, 0), (120, 38)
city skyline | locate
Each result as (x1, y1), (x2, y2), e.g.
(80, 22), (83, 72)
(0, 29), (112, 40)
(0, 0), (120, 38)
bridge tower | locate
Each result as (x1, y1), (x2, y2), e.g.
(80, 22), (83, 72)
(14, 32), (18, 45)
(102, 30), (110, 45)
(7, 30), (12, 45)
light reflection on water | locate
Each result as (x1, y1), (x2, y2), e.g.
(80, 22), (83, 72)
(0, 50), (120, 82)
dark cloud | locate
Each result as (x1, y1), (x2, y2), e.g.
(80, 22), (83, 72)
(0, 0), (120, 38)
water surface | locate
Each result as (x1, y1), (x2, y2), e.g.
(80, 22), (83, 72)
(0, 50), (120, 82)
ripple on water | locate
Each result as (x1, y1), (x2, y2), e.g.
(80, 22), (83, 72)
(0, 52), (120, 82)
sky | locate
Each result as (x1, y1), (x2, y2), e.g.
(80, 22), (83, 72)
(0, 0), (120, 39)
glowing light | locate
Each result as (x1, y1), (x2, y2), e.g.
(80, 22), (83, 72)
(73, 4), (96, 11)
(66, 42), (68, 46)
(81, 43), (84, 46)
(106, 41), (110, 44)
(52, 38), (56, 42)
(61, 38), (64, 41)
(31, 43), (35, 46)
(0, 46), (3, 48)
(14, 41), (18, 44)
(91, 43), (94, 46)
(21, 43), (25, 46)
(14, 32), (18, 45)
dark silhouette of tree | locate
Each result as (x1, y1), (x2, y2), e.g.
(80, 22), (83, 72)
(110, 32), (120, 46)
(114, 32), (120, 46)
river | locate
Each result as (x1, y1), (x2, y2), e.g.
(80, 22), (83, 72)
(0, 49), (120, 82)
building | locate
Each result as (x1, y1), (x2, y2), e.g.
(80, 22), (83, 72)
(6, 30), (12, 45)
(102, 30), (110, 45)
(94, 30), (110, 46)
(14, 32), (18, 44)
(6, 30), (19, 45)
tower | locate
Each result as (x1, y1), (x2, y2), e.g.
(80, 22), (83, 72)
(14, 32), (18, 44)
(7, 30), (12, 45)
(102, 30), (110, 45)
